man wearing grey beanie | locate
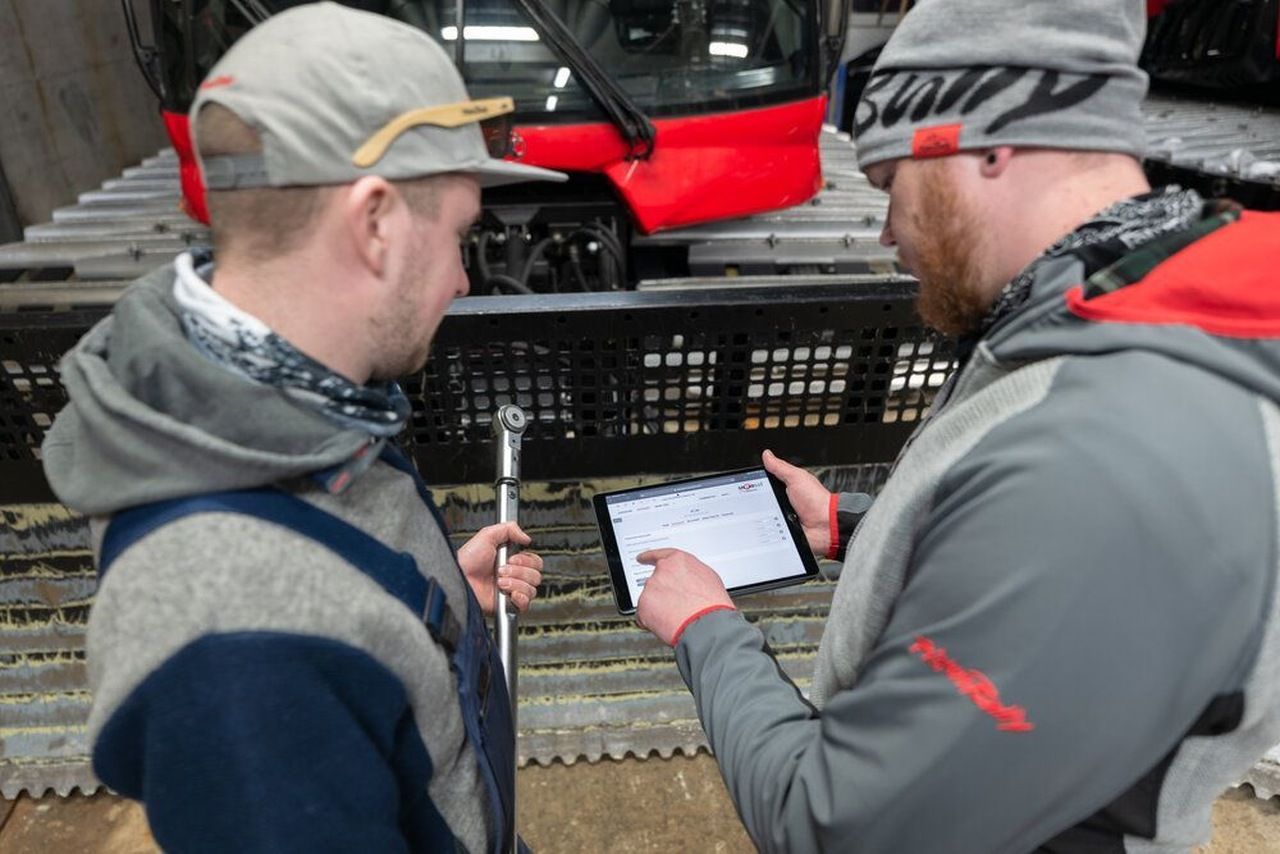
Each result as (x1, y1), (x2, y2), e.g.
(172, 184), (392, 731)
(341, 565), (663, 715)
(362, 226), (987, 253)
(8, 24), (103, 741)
(634, 1), (1280, 851)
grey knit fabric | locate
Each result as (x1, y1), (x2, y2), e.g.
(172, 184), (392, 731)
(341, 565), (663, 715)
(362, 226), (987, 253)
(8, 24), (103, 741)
(854, 0), (1149, 169)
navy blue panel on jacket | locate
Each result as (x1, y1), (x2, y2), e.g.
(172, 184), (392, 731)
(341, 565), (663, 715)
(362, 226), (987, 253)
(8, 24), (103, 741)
(93, 631), (454, 853)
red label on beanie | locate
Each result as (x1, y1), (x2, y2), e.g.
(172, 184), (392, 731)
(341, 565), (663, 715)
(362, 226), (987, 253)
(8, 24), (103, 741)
(912, 124), (962, 159)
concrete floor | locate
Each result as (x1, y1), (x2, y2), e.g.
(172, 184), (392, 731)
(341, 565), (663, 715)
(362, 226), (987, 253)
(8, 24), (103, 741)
(2, 753), (1278, 852)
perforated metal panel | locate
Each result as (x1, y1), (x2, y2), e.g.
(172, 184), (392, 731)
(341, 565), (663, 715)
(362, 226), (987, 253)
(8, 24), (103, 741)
(1, 319), (90, 478)
(402, 284), (953, 481)
(0, 283), (952, 499)
(413, 329), (925, 437)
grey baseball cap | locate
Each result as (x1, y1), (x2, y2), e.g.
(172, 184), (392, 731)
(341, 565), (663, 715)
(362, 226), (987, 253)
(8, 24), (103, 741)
(191, 1), (566, 190)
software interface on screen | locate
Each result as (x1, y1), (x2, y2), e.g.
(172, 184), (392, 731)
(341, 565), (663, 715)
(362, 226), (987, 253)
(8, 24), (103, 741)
(606, 469), (807, 606)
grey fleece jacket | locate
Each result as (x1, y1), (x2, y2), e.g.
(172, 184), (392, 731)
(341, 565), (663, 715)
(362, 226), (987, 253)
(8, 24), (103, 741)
(41, 266), (493, 853)
(676, 209), (1280, 852)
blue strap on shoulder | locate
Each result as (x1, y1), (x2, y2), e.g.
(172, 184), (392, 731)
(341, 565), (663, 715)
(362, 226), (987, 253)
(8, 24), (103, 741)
(99, 450), (511, 850)
(379, 443), (460, 554)
(99, 488), (459, 649)
(309, 441), (457, 552)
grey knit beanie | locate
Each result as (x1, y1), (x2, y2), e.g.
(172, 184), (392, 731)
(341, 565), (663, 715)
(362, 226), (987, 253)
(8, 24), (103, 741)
(854, 0), (1149, 169)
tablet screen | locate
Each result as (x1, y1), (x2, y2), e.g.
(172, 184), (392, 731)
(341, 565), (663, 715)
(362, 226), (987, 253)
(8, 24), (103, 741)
(596, 468), (818, 613)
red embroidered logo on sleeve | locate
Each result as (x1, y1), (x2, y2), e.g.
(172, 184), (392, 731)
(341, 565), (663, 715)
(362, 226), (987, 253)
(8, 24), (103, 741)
(911, 124), (963, 159)
(909, 636), (1035, 732)
(200, 75), (236, 91)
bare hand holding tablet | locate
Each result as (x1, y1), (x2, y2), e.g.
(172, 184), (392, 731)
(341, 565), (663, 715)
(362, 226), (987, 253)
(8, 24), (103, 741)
(594, 468), (821, 616)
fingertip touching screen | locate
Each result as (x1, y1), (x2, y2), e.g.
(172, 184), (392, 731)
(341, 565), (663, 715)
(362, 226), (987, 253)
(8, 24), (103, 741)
(594, 468), (819, 614)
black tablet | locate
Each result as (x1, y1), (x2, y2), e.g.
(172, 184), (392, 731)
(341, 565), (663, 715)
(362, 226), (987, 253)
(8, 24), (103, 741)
(593, 467), (821, 615)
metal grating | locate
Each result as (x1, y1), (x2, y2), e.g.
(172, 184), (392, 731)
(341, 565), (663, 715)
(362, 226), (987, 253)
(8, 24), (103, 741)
(415, 322), (943, 437)
(398, 285), (953, 483)
(0, 284), (953, 501)
(0, 322), (91, 497)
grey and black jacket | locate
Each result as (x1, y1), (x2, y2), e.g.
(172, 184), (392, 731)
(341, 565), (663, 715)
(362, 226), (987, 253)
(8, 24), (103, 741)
(41, 269), (495, 852)
(676, 203), (1280, 852)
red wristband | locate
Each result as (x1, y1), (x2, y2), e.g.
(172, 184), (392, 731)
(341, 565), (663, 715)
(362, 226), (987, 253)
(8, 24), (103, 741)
(826, 492), (840, 561)
(671, 604), (737, 647)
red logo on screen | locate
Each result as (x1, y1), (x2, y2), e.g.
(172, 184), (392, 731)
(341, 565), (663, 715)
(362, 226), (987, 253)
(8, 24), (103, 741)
(739, 483), (760, 492)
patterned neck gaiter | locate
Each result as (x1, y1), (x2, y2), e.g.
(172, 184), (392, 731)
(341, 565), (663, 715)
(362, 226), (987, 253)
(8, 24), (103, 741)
(978, 186), (1208, 338)
(172, 250), (411, 439)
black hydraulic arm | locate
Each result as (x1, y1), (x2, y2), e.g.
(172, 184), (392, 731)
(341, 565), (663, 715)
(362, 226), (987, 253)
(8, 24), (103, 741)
(121, 0), (167, 102)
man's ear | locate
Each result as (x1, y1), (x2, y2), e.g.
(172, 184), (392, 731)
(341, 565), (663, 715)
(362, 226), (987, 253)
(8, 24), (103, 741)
(343, 176), (397, 278)
(979, 146), (1015, 178)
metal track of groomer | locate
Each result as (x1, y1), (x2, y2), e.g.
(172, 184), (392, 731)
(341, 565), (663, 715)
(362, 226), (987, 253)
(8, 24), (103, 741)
(3, 101), (1280, 802)
(0, 94), (1277, 288)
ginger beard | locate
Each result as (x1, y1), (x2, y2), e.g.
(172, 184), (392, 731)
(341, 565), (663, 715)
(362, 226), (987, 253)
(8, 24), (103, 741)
(906, 165), (997, 337)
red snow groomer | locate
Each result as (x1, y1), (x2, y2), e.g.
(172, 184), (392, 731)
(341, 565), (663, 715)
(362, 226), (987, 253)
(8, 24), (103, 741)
(122, 0), (850, 293)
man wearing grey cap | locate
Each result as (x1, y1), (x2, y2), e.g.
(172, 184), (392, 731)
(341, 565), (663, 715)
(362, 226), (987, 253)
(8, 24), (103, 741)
(636, 1), (1280, 851)
(41, 4), (564, 851)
